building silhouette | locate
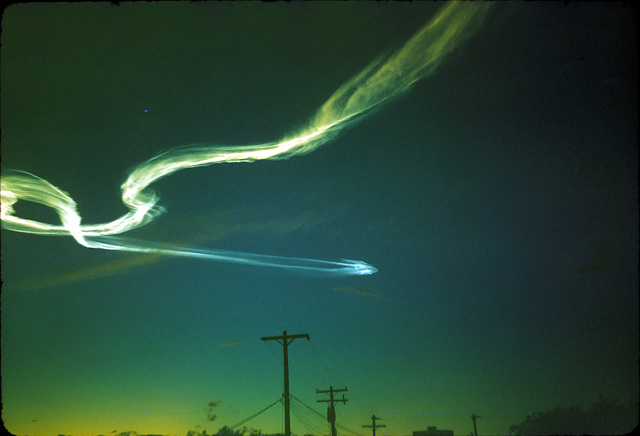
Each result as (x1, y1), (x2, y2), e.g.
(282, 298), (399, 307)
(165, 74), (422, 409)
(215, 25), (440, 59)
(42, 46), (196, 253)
(413, 427), (454, 436)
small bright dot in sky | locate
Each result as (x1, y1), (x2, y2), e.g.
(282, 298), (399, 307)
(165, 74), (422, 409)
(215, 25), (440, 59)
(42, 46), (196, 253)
(0, 3), (637, 436)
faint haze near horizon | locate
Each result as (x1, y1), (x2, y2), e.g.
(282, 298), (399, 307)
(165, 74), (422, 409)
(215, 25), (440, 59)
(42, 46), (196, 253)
(1, 2), (637, 436)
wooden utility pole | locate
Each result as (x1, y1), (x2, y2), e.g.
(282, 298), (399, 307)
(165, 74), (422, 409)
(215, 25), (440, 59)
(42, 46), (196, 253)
(261, 330), (310, 436)
(316, 386), (348, 436)
(362, 414), (386, 436)
(471, 414), (481, 436)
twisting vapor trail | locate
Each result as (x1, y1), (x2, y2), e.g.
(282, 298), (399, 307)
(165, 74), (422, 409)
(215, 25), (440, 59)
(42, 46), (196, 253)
(1, 2), (491, 276)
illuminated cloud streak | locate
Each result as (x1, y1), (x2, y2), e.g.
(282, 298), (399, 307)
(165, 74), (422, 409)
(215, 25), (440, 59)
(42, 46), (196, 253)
(1, 2), (491, 275)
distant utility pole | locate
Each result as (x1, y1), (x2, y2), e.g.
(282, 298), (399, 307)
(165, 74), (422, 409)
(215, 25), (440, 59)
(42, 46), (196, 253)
(471, 414), (481, 436)
(316, 386), (348, 436)
(362, 414), (386, 436)
(261, 330), (310, 436)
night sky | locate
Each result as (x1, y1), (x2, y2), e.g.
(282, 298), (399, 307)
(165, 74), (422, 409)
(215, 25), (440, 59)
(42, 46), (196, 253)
(1, 2), (638, 436)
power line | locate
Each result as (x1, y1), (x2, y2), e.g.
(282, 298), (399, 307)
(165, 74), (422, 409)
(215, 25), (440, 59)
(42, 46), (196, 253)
(291, 394), (365, 436)
(261, 330), (310, 436)
(290, 399), (328, 435)
(309, 340), (346, 386)
(362, 415), (386, 436)
(231, 397), (283, 428)
(317, 386), (348, 436)
(291, 394), (327, 420)
(335, 420), (368, 436)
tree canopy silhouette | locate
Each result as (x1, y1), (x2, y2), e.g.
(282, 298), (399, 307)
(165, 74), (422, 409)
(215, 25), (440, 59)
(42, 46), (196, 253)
(508, 395), (638, 435)
(209, 426), (284, 436)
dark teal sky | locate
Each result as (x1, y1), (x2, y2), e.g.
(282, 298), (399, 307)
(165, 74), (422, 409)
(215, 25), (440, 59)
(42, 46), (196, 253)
(1, 2), (638, 436)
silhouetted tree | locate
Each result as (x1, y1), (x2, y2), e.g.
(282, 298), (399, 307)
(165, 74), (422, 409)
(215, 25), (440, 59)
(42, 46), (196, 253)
(508, 395), (638, 435)
(214, 426), (241, 436)
(211, 426), (270, 436)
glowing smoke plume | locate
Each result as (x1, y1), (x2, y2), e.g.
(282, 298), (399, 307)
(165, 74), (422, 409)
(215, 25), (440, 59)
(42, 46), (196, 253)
(1, 2), (491, 276)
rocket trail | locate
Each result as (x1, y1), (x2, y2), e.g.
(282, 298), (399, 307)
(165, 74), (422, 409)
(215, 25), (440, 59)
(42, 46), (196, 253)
(1, 2), (491, 276)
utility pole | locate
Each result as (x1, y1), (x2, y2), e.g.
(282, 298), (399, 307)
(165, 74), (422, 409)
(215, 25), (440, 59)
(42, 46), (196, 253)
(362, 415), (386, 436)
(471, 414), (481, 436)
(261, 330), (310, 436)
(316, 386), (348, 436)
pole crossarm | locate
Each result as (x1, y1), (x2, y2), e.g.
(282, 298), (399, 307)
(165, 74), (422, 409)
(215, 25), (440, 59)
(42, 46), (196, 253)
(316, 386), (348, 404)
(317, 386), (348, 436)
(471, 413), (481, 436)
(362, 415), (386, 436)
(261, 330), (310, 436)
(261, 332), (310, 343)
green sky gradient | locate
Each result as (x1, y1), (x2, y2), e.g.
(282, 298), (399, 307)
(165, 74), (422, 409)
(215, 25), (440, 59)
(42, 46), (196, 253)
(1, 2), (637, 436)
